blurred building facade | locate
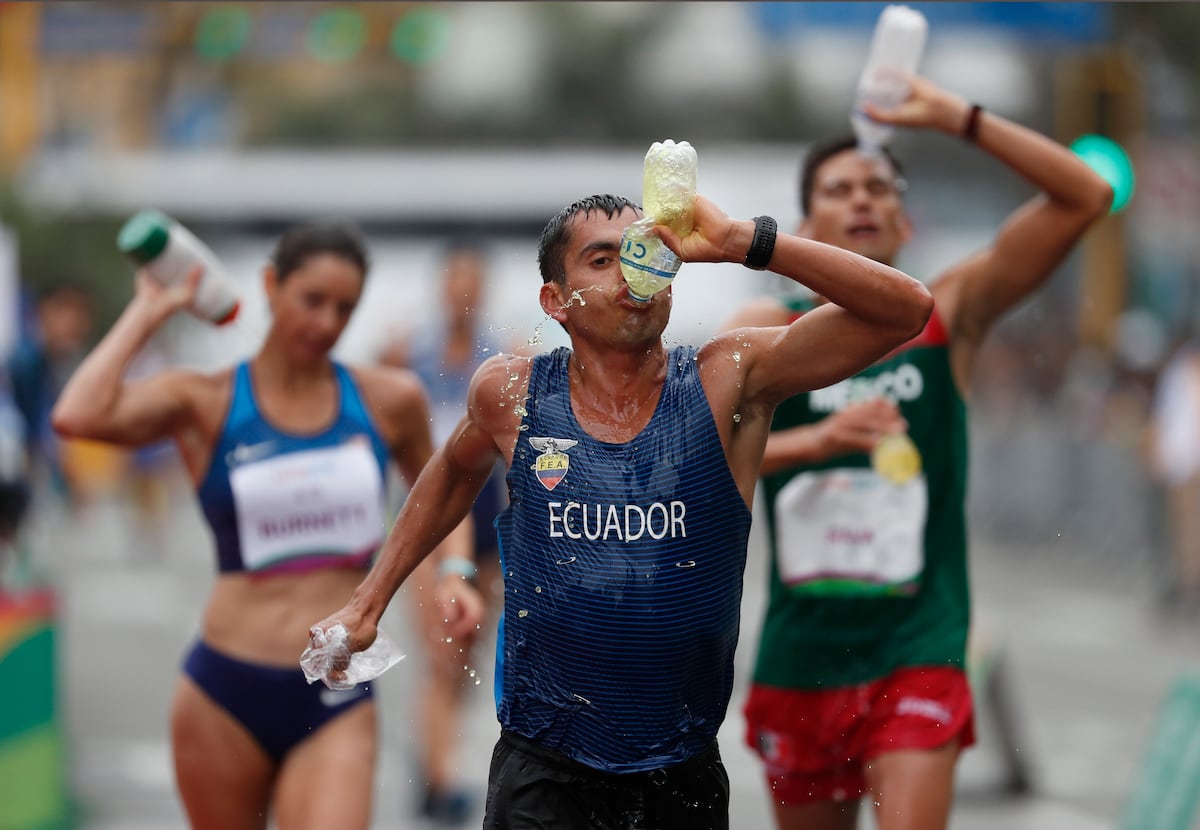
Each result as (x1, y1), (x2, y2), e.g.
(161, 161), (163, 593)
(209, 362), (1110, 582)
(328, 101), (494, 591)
(0, 1), (1197, 574)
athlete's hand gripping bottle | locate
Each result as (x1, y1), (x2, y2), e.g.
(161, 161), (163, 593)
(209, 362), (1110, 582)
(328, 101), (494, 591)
(619, 139), (698, 302)
(117, 209), (241, 325)
(851, 5), (928, 156)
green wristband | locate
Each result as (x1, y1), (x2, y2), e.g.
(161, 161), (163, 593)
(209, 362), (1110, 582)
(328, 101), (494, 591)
(438, 558), (478, 580)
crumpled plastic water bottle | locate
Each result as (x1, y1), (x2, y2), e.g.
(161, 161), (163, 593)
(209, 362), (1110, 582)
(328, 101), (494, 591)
(299, 623), (406, 691)
(619, 139), (698, 302)
(851, 5), (928, 156)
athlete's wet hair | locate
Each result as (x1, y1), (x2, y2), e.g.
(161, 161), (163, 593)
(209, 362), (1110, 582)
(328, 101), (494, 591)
(271, 221), (370, 282)
(799, 136), (906, 217)
(537, 194), (640, 285)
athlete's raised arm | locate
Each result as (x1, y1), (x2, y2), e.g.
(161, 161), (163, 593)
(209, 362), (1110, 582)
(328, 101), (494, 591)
(50, 269), (222, 481)
(659, 195), (932, 407)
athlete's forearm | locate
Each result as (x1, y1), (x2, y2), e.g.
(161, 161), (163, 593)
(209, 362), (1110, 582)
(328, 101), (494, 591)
(966, 106), (1112, 213)
(434, 514), (476, 574)
(51, 300), (168, 438)
(761, 425), (828, 475)
(769, 234), (931, 337)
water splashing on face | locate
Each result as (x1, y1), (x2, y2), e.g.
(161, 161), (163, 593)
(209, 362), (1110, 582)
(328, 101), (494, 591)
(562, 285), (601, 310)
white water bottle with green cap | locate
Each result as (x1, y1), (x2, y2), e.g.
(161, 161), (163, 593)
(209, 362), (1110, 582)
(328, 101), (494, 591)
(619, 139), (697, 302)
(852, 5), (927, 155)
(117, 210), (240, 325)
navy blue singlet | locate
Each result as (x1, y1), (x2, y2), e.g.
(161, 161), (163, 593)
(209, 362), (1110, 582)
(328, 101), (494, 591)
(495, 345), (752, 773)
(197, 362), (390, 575)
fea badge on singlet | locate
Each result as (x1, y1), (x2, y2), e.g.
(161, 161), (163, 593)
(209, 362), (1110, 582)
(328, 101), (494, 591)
(529, 436), (577, 491)
(229, 437), (385, 572)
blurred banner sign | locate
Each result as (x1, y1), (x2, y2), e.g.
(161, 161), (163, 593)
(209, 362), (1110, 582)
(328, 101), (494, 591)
(39, 4), (150, 54)
(0, 588), (71, 829)
(750, 2), (1110, 44)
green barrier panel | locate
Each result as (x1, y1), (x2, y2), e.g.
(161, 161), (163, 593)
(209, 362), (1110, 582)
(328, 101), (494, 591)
(1121, 674), (1200, 830)
(0, 589), (73, 830)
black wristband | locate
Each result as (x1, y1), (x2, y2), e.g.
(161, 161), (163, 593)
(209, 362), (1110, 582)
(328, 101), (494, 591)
(962, 103), (983, 142)
(744, 216), (777, 271)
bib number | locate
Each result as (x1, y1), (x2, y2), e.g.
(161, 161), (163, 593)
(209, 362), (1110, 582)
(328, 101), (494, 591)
(231, 439), (384, 572)
(773, 468), (927, 596)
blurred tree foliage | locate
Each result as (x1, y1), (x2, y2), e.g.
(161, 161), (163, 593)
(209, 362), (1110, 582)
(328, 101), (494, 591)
(0, 186), (130, 338)
(238, 3), (812, 147)
(1115, 3), (1200, 119)
(1116, 3), (1200, 71)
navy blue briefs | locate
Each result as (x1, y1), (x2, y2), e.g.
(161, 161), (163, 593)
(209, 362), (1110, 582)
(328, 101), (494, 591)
(182, 639), (374, 762)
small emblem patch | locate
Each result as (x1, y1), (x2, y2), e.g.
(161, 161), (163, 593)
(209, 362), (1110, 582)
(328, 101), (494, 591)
(529, 436), (578, 491)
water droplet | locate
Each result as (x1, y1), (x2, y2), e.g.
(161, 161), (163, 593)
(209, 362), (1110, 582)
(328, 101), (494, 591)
(535, 586), (543, 593)
(518, 609), (530, 618)
(733, 413), (742, 423)
(555, 556), (577, 565)
(732, 351), (741, 363)
(675, 560), (697, 568)
(527, 320), (546, 347)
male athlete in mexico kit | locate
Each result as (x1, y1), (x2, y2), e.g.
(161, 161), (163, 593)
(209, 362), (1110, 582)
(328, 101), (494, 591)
(731, 76), (1112, 830)
(312, 191), (933, 829)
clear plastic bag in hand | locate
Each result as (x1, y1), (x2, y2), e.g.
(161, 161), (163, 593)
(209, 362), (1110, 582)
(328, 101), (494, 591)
(299, 623), (406, 691)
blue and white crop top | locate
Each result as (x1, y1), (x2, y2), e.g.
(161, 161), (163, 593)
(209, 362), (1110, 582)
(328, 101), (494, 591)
(197, 362), (391, 575)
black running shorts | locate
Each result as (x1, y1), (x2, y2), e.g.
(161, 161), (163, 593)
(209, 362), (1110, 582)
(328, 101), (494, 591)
(483, 731), (730, 830)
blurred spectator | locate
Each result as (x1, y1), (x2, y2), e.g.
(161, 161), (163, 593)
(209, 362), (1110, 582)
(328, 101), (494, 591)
(6, 282), (96, 506)
(1147, 336), (1200, 613)
(121, 338), (185, 563)
(380, 238), (506, 826)
(0, 366), (31, 585)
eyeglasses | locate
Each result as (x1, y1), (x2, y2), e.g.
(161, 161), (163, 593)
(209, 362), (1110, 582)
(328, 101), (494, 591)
(816, 176), (909, 201)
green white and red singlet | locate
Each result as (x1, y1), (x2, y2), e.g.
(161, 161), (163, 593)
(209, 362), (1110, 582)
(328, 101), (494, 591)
(754, 305), (970, 689)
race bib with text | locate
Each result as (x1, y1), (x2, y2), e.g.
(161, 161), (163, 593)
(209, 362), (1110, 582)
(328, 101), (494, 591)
(773, 468), (927, 596)
(230, 439), (385, 572)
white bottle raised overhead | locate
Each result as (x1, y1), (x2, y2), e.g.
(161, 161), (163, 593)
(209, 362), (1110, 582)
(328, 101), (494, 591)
(619, 139), (698, 303)
(117, 210), (240, 325)
(852, 5), (928, 155)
